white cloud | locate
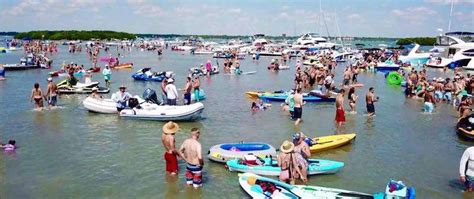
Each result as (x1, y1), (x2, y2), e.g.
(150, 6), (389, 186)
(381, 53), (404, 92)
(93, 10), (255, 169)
(126, 0), (163, 17)
(391, 7), (437, 25)
(278, 12), (289, 19)
(347, 13), (362, 21)
(4, 0), (115, 16)
(228, 8), (241, 14)
(424, 0), (474, 4)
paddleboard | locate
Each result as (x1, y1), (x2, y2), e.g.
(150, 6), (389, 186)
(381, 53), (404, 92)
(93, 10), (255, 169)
(224, 71), (257, 76)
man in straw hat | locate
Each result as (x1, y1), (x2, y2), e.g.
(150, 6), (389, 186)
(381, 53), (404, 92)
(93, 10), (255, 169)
(179, 128), (203, 188)
(277, 140), (303, 184)
(112, 85), (132, 112)
(161, 121), (180, 175)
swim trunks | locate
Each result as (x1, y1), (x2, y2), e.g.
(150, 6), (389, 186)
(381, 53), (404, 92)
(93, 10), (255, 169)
(164, 152), (178, 173)
(293, 107), (302, 119)
(49, 95), (57, 106)
(343, 79), (350, 86)
(167, 98), (177, 105)
(424, 102), (434, 113)
(465, 175), (474, 190)
(335, 108), (346, 122)
(194, 88), (200, 102)
(184, 93), (191, 105)
(185, 163), (203, 188)
(366, 104), (375, 114)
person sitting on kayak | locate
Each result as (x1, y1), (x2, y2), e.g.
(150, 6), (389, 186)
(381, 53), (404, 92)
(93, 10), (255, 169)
(1, 139), (16, 152)
(112, 85), (132, 112)
(247, 175), (283, 198)
(292, 132), (311, 182)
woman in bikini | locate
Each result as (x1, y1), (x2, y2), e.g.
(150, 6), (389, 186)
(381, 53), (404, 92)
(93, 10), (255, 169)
(277, 140), (303, 184)
(348, 87), (358, 114)
(30, 83), (44, 110)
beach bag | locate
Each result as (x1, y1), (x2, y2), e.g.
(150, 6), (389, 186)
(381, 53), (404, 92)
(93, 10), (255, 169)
(128, 98), (139, 109)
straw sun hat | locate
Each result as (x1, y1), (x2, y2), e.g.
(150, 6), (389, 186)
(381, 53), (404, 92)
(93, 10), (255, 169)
(162, 121), (179, 135)
(280, 140), (295, 153)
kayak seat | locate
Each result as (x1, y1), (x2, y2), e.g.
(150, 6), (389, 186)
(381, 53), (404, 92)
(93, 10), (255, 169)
(250, 185), (264, 194)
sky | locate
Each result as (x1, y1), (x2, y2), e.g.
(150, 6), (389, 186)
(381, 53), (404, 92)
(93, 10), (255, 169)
(0, 0), (473, 38)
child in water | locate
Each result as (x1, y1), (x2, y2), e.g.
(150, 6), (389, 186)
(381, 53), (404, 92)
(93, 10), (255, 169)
(251, 100), (271, 112)
(1, 140), (16, 151)
(251, 102), (260, 112)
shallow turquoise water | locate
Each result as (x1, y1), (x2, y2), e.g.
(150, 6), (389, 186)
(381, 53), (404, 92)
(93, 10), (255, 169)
(0, 44), (473, 199)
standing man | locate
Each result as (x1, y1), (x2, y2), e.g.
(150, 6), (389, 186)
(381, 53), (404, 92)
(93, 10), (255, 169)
(335, 89), (346, 127)
(182, 76), (193, 105)
(44, 77), (58, 108)
(193, 76), (200, 102)
(366, 87), (378, 117)
(161, 79), (168, 105)
(102, 65), (112, 87)
(162, 121), (180, 175)
(460, 146), (474, 192)
(424, 86), (436, 113)
(343, 67), (351, 86)
(293, 88), (304, 125)
(165, 78), (178, 105)
(179, 128), (203, 189)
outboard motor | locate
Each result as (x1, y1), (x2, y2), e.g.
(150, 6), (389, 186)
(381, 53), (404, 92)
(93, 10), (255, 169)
(143, 88), (159, 104)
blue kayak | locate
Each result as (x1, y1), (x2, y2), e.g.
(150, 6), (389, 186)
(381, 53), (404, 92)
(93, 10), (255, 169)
(259, 94), (335, 102)
(132, 68), (174, 82)
(132, 73), (166, 82)
(227, 158), (344, 176)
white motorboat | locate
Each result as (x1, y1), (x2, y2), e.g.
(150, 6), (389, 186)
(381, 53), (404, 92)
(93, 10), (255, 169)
(120, 102), (204, 121)
(398, 44), (431, 66)
(292, 33), (336, 50)
(426, 31), (474, 69)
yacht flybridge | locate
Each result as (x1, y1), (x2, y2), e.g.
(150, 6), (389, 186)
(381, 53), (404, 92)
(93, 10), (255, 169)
(292, 33), (336, 50)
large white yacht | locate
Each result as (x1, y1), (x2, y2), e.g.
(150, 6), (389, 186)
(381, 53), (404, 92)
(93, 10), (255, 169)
(292, 33), (336, 50)
(426, 32), (474, 69)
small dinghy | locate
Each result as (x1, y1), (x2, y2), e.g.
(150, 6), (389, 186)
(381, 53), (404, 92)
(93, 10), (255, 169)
(208, 142), (277, 163)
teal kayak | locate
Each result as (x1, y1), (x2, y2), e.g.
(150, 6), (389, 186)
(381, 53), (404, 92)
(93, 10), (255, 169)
(227, 157), (344, 176)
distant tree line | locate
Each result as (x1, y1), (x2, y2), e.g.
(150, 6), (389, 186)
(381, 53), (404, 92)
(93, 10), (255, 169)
(396, 37), (436, 45)
(0, 32), (19, 36)
(14, 30), (136, 40)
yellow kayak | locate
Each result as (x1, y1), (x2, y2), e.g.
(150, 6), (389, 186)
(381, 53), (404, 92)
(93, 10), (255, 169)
(246, 91), (265, 98)
(112, 63), (133, 69)
(310, 133), (356, 153)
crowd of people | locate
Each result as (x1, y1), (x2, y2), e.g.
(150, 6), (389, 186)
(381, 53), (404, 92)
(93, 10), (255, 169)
(10, 38), (474, 193)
